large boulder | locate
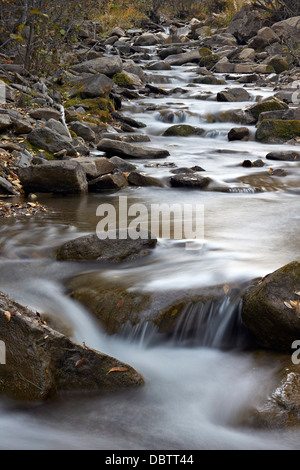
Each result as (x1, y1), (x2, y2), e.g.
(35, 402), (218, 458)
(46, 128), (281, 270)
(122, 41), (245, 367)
(242, 261), (300, 352)
(217, 88), (251, 103)
(271, 16), (300, 44)
(70, 74), (114, 99)
(165, 50), (201, 66)
(18, 161), (88, 194)
(134, 33), (159, 46)
(29, 108), (61, 121)
(27, 126), (76, 156)
(56, 230), (157, 263)
(228, 4), (265, 44)
(97, 138), (170, 159)
(256, 119), (300, 143)
(71, 56), (123, 76)
(0, 291), (144, 401)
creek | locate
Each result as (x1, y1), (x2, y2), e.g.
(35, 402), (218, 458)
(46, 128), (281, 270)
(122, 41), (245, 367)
(0, 62), (299, 449)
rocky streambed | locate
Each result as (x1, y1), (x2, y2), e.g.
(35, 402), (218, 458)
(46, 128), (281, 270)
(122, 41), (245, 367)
(0, 5), (300, 449)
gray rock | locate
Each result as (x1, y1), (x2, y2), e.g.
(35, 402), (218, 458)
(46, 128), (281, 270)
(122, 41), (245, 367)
(97, 138), (170, 159)
(228, 4), (265, 43)
(170, 174), (211, 189)
(70, 73), (114, 99)
(56, 229), (157, 263)
(0, 290), (144, 401)
(29, 108), (61, 121)
(217, 88), (250, 102)
(76, 156), (115, 178)
(45, 118), (71, 139)
(127, 171), (162, 187)
(70, 121), (96, 142)
(109, 156), (136, 172)
(266, 151), (300, 161)
(12, 118), (33, 134)
(18, 161), (88, 194)
(0, 176), (18, 195)
(134, 33), (159, 46)
(165, 50), (201, 66)
(27, 126), (76, 156)
(228, 127), (250, 141)
(71, 55), (123, 75)
(88, 171), (128, 192)
(0, 114), (12, 131)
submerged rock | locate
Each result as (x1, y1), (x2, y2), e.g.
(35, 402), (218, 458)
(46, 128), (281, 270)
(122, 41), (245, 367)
(0, 291), (144, 401)
(56, 230), (157, 263)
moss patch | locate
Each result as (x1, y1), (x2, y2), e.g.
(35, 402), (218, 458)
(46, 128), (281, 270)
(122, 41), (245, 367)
(113, 72), (134, 87)
(256, 119), (300, 142)
(249, 99), (288, 121)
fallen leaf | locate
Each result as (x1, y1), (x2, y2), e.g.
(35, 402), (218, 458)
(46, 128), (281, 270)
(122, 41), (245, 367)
(4, 311), (11, 322)
(106, 367), (128, 375)
(117, 298), (125, 308)
(75, 358), (87, 368)
(284, 301), (293, 309)
(223, 284), (230, 295)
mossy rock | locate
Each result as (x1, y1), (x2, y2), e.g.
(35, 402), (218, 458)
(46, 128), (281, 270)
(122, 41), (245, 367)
(163, 124), (204, 137)
(65, 96), (115, 123)
(256, 119), (300, 143)
(199, 53), (220, 69)
(249, 98), (288, 121)
(267, 57), (289, 74)
(113, 73), (134, 87)
(199, 47), (212, 57)
(193, 75), (226, 85)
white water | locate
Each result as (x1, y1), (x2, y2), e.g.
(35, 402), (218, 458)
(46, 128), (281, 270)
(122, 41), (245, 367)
(0, 63), (300, 450)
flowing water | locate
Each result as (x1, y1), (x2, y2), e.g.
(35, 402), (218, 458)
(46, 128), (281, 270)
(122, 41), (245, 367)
(0, 62), (300, 449)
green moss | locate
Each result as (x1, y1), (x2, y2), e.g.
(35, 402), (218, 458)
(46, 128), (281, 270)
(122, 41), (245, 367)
(249, 99), (288, 121)
(113, 72), (134, 87)
(163, 124), (204, 137)
(65, 96), (115, 124)
(268, 57), (289, 74)
(24, 140), (55, 160)
(198, 53), (219, 69)
(199, 47), (212, 57)
(256, 119), (300, 142)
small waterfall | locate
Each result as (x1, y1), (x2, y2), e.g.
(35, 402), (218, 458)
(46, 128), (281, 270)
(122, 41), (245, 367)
(119, 295), (251, 350)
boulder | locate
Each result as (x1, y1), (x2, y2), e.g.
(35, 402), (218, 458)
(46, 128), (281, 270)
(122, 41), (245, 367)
(228, 4), (265, 44)
(70, 74), (114, 99)
(242, 261), (300, 352)
(0, 290), (144, 401)
(165, 50), (201, 66)
(109, 156), (137, 172)
(97, 138), (170, 159)
(27, 126), (76, 156)
(248, 99), (288, 122)
(75, 156), (115, 178)
(0, 176), (18, 195)
(217, 88), (251, 102)
(18, 161), (88, 194)
(12, 118), (34, 135)
(266, 151), (300, 161)
(228, 127), (250, 141)
(29, 108), (61, 121)
(271, 16), (300, 43)
(69, 121), (96, 141)
(127, 171), (162, 187)
(71, 56), (123, 75)
(170, 173), (211, 189)
(88, 171), (128, 192)
(162, 124), (204, 137)
(256, 119), (300, 143)
(0, 114), (12, 131)
(56, 230), (157, 263)
(134, 33), (159, 46)
(44, 118), (71, 139)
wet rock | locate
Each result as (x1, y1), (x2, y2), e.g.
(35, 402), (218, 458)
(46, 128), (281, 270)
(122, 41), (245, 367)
(242, 261), (300, 352)
(163, 124), (204, 137)
(217, 88), (250, 102)
(67, 273), (248, 346)
(88, 171), (128, 192)
(170, 174), (211, 189)
(248, 98), (288, 122)
(27, 126), (76, 156)
(267, 56), (289, 74)
(111, 111), (146, 129)
(266, 151), (300, 161)
(100, 133), (150, 143)
(97, 138), (170, 159)
(71, 56), (123, 75)
(29, 107), (61, 121)
(127, 171), (162, 187)
(56, 229), (157, 263)
(228, 127), (250, 141)
(256, 119), (300, 143)
(0, 291), (144, 401)
(147, 61), (171, 71)
(134, 33), (159, 46)
(165, 50), (201, 66)
(158, 45), (185, 60)
(18, 161), (88, 194)
(75, 156), (115, 178)
(109, 156), (136, 172)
